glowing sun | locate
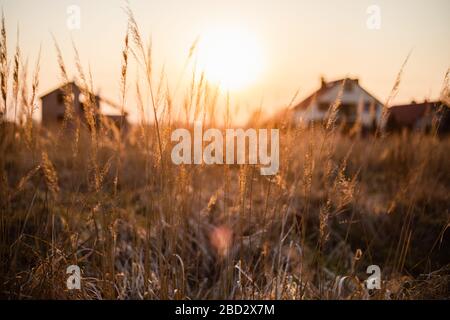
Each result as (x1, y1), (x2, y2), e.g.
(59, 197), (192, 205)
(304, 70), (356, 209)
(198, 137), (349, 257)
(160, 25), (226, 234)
(196, 27), (264, 91)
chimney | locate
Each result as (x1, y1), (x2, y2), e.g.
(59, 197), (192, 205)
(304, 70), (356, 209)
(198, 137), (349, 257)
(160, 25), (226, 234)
(320, 76), (326, 89)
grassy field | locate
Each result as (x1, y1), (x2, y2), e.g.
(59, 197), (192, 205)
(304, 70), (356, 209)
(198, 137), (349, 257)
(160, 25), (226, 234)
(0, 10), (449, 299)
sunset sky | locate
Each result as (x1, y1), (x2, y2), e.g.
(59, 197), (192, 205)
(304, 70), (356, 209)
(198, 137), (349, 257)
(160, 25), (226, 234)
(2, 0), (449, 123)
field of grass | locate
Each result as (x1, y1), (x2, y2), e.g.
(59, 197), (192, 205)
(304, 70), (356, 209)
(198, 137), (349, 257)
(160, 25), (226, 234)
(0, 10), (449, 299)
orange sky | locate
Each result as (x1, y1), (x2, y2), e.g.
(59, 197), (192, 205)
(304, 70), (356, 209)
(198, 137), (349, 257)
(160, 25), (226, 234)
(2, 0), (449, 124)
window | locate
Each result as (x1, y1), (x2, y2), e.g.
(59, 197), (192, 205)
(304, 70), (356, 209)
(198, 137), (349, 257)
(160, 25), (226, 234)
(339, 103), (357, 118)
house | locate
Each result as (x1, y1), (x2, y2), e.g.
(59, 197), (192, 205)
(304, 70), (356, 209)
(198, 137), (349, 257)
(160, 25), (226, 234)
(385, 100), (450, 134)
(291, 77), (383, 132)
(40, 82), (128, 131)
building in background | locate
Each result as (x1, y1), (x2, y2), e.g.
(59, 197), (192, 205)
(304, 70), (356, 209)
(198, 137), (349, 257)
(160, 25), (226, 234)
(40, 82), (128, 131)
(385, 100), (450, 135)
(291, 77), (383, 132)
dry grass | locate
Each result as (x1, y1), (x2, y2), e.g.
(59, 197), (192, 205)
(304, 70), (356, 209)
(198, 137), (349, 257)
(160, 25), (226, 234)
(0, 9), (449, 300)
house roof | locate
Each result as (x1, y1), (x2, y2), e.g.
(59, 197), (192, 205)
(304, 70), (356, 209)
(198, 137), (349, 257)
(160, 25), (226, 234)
(293, 78), (383, 110)
(40, 82), (126, 116)
(39, 81), (80, 100)
(387, 101), (444, 126)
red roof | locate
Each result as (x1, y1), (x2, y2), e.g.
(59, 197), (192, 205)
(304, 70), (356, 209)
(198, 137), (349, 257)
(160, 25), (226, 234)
(387, 102), (441, 126)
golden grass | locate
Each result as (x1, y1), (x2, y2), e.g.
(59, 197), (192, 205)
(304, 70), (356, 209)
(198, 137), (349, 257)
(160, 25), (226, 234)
(0, 8), (449, 300)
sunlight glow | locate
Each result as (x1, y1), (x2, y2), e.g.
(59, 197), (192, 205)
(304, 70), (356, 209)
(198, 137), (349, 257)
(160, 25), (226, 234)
(196, 27), (264, 91)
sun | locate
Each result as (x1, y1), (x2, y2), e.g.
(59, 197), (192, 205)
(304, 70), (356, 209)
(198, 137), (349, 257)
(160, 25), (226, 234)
(196, 27), (264, 91)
